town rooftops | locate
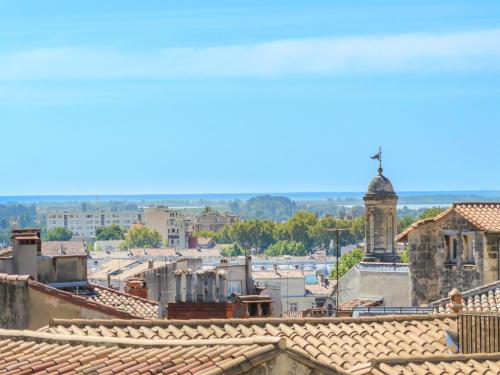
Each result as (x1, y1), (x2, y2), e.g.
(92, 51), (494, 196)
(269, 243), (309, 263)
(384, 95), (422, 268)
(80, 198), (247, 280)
(0, 273), (158, 320)
(396, 202), (500, 241)
(41, 241), (87, 256)
(0, 328), (303, 375)
(348, 353), (500, 374)
(42, 313), (456, 372)
(430, 280), (500, 314)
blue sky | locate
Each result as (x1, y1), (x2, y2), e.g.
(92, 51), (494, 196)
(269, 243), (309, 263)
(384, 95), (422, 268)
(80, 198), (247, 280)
(1, 1), (500, 195)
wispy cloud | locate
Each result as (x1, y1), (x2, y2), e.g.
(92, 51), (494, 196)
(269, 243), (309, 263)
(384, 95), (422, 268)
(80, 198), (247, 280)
(1, 29), (500, 80)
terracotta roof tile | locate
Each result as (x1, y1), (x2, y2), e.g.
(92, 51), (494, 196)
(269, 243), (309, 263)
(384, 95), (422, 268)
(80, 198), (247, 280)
(88, 284), (158, 319)
(0, 333), (284, 375)
(43, 314), (457, 371)
(396, 203), (500, 241)
(351, 353), (500, 375)
(431, 280), (500, 314)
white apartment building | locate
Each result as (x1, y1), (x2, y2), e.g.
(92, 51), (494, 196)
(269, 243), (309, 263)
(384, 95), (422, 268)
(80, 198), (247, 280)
(144, 206), (187, 249)
(46, 210), (143, 239)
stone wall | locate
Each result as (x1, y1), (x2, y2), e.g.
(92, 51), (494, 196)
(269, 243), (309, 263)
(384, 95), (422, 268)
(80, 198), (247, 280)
(38, 255), (87, 284)
(409, 211), (490, 305)
(0, 276), (30, 329)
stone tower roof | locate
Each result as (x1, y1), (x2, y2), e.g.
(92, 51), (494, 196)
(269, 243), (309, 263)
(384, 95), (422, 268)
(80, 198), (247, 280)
(364, 173), (397, 199)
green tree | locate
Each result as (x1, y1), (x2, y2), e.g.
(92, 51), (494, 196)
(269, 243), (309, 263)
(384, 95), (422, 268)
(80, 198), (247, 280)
(193, 229), (216, 238)
(121, 226), (162, 249)
(47, 227), (73, 241)
(264, 240), (306, 256)
(400, 246), (410, 263)
(398, 216), (415, 233)
(282, 211), (317, 250)
(330, 248), (365, 279)
(220, 243), (245, 257)
(223, 220), (276, 251)
(418, 207), (446, 220)
(95, 224), (126, 241)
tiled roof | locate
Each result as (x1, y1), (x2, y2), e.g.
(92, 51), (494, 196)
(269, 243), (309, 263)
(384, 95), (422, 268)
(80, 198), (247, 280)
(89, 284), (158, 319)
(252, 269), (305, 280)
(338, 298), (383, 311)
(305, 283), (332, 296)
(41, 241), (87, 256)
(0, 247), (12, 257)
(178, 248), (221, 257)
(396, 203), (500, 241)
(0, 328), (291, 375)
(129, 247), (176, 257)
(454, 202), (500, 232)
(0, 273), (139, 320)
(431, 280), (500, 314)
(349, 353), (500, 374)
(43, 314), (456, 371)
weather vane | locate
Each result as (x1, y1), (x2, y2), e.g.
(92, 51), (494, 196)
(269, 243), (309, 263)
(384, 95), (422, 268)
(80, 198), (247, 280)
(370, 146), (383, 175)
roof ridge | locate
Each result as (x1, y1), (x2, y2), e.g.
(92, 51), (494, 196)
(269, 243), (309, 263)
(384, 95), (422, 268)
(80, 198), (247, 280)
(369, 351), (500, 365)
(49, 313), (455, 328)
(0, 328), (282, 348)
(0, 273), (33, 283)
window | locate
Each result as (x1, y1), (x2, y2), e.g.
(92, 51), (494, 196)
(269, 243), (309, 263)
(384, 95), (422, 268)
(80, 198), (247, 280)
(289, 302), (298, 312)
(387, 214), (393, 252)
(452, 238), (458, 261)
(227, 281), (242, 295)
(369, 214), (375, 251)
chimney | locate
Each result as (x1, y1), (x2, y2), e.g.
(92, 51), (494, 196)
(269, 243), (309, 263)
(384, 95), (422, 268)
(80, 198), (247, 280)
(174, 269), (183, 303)
(196, 270), (205, 303)
(185, 269), (194, 302)
(448, 288), (463, 314)
(107, 274), (111, 288)
(218, 270), (227, 302)
(11, 228), (41, 279)
(206, 270), (216, 303)
(148, 260), (154, 269)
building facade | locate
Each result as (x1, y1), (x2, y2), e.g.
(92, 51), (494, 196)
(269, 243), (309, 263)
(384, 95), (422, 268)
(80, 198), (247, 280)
(144, 206), (187, 249)
(47, 210), (143, 239)
(396, 203), (500, 306)
(194, 211), (239, 233)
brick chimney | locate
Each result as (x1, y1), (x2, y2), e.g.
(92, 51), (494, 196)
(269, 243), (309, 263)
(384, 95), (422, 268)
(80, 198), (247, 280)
(448, 288), (463, 314)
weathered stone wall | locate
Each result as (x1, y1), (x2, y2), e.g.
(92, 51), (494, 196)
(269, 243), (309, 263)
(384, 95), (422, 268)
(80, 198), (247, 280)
(409, 211), (489, 305)
(37, 256), (87, 284)
(0, 277), (30, 329)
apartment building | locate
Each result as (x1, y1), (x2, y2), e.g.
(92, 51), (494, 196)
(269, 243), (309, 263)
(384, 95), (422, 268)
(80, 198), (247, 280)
(47, 210), (143, 239)
(194, 211), (239, 233)
(144, 206), (186, 249)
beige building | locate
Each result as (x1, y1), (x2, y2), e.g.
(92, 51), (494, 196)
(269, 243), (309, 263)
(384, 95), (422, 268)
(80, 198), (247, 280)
(194, 211), (239, 232)
(47, 210), (143, 239)
(145, 206), (186, 249)
(252, 268), (318, 314)
(396, 202), (500, 306)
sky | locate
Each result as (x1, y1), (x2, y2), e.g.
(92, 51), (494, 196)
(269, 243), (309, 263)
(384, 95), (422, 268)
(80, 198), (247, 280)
(1, 0), (500, 195)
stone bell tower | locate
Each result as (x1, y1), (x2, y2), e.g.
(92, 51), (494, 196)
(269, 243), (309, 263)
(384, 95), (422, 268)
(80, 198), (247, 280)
(364, 148), (399, 262)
